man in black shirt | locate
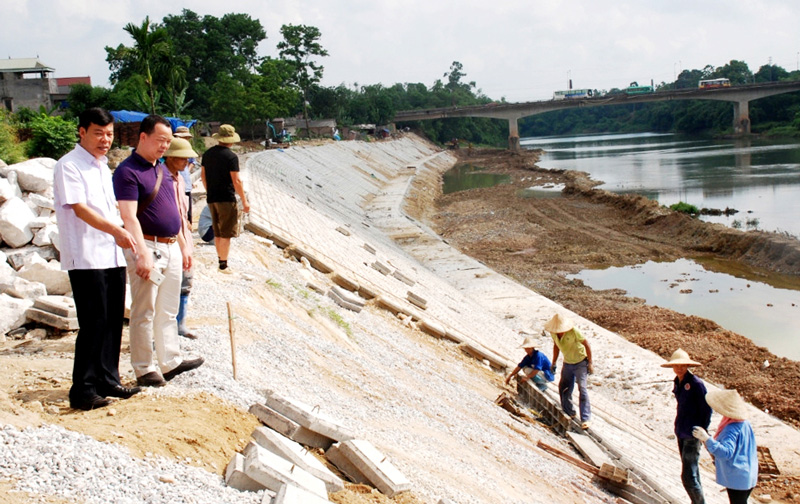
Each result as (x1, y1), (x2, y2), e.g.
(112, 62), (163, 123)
(201, 124), (250, 272)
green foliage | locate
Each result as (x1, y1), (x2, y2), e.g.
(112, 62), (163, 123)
(25, 114), (77, 159)
(162, 9), (266, 117)
(0, 110), (26, 164)
(278, 24), (329, 136)
(669, 201), (700, 215)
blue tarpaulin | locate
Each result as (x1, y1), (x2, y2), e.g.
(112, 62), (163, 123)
(110, 110), (197, 131)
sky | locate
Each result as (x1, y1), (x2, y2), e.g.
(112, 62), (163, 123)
(3, 0), (800, 103)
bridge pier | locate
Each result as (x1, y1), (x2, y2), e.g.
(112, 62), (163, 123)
(733, 100), (751, 135)
(508, 117), (520, 152)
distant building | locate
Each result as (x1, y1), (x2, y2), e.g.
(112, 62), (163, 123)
(52, 76), (92, 109)
(0, 58), (57, 111)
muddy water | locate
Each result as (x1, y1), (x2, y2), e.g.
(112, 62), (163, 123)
(442, 164), (511, 194)
(568, 258), (800, 360)
(521, 133), (800, 237)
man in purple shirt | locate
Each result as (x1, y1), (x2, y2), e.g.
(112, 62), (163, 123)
(53, 107), (141, 410)
(662, 349), (712, 504)
(113, 115), (203, 387)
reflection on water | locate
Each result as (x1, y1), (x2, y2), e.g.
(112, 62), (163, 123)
(568, 258), (800, 360)
(522, 133), (800, 237)
(442, 164), (511, 194)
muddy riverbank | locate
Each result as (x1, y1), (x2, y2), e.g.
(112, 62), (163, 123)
(428, 148), (800, 430)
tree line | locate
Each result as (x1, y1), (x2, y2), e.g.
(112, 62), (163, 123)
(6, 9), (800, 164)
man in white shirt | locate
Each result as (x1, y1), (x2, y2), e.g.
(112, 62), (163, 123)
(53, 108), (141, 410)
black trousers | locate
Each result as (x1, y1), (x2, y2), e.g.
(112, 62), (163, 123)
(68, 267), (126, 401)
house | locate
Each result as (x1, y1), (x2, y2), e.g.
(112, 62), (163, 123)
(0, 58), (57, 111)
(52, 76), (92, 109)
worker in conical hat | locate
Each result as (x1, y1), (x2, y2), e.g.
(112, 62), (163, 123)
(504, 332), (555, 392)
(661, 349), (711, 504)
(544, 313), (593, 430)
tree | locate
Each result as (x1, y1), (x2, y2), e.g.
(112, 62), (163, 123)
(162, 10), (267, 117)
(277, 24), (329, 137)
(106, 16), (173, 114)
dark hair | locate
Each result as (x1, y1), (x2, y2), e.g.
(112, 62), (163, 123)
(78, 107), (114, 131)
(139, 114), (171, 135)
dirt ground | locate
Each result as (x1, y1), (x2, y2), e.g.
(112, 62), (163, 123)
(431, 147), (800, 502)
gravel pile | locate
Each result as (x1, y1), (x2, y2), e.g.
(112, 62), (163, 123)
(0, 424), (262, 504)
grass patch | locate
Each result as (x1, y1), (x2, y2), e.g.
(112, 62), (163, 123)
(307, 306), (353, 337)
(669, 201), (700, 216)
(265, 278), (282, 290)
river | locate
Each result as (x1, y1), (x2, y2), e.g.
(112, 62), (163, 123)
(518, 133), (800, 360)
(520, 132), (800, 237)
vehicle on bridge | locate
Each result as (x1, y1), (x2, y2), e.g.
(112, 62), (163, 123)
(698, 78), (731, 89)
(553, 88), (594, 100)
(625, 82), (654, 94)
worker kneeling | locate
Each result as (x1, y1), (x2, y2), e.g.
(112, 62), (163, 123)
(505, 333), (555, 392)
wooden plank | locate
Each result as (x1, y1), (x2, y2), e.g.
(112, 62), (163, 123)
(536, 440), (600, 476)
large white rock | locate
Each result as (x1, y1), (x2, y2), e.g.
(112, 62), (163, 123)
(0, 197), (37, 247)
(0, 293), (33, 336)
(0, 276), (47, 300)
(0, 259), (15, 282)
(0, 176), (22, 203)
(17, 259), (70, 295)
(27, 193), (54, 211)
(5, 244), (58, 270)
(7, 158), (56, 193)
(32, 224), (58, 247)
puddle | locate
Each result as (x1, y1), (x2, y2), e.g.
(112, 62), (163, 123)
(442, 164), (511, 194)
(567, 258), (800, 360)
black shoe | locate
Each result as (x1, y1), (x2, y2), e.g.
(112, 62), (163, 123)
(70, 395), (112, 411)
(163, 357), (205, 381)
(136, 371), (167, 387)
(100, 384), (142, 399)
(179, 331), (198, 340)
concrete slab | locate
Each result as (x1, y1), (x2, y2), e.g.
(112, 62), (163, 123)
(249, 403), (335, 450)
(331, 273), (358, 292)
(251, 426), (344, 493)
(225, 452), (266, 492)
(328, 286), (365, 313)
(263, 392), (355, 443)
(273, 483), (331, 504)
(459, 342), (511, 370)
(331, 440), (410, 498)
(33, 295), (76, 317)
(325, 442), (370, 486)
(25, 307), (78, 330)
(419, 319), (447, 338)
(566, 431), (613, 468)
(391, 270), (414, 286)
(406, 291), (427, 310)
(243, 443), (328, 499)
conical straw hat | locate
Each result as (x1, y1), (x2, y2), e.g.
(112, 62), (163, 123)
(519, 336), (538, 349)
(543, 313), (575, 334)
(706, 389), (748, 420)
(660, 348), (702, 368)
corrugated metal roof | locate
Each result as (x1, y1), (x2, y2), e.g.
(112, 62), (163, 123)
(0, 58), (55, 72)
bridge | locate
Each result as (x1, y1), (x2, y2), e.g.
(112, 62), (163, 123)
(393, 80), (800, 150)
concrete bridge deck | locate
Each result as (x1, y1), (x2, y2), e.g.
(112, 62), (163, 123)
(242, 135), (800, 503)
(395, 80), (800, 148)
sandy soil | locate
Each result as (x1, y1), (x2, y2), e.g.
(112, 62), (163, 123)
(429, 147), (800, 501)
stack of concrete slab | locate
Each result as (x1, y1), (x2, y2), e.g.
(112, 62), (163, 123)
(231, 391), (412, 501)
(25, 295), (79, 330)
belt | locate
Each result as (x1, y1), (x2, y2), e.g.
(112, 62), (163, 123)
(143, 234), (177, 244)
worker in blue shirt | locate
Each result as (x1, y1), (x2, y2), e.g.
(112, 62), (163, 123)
(662, 349), (712, 504)
(693, 389), (758, 504)
(505, 333), (555, 392)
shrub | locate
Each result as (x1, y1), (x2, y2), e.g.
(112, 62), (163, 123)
(0, 110), (26, 164)
(669, 201), (700, 215)
(26, 114), (77, 159)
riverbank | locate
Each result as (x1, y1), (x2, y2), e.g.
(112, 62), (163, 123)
(431, 147), (800, 430)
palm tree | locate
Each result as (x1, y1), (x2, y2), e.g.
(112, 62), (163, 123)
(123, 17), (171, 114)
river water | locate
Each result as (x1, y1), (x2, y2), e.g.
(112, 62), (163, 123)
(515, 133), (800, 360)
(521, 133), (800, 237)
